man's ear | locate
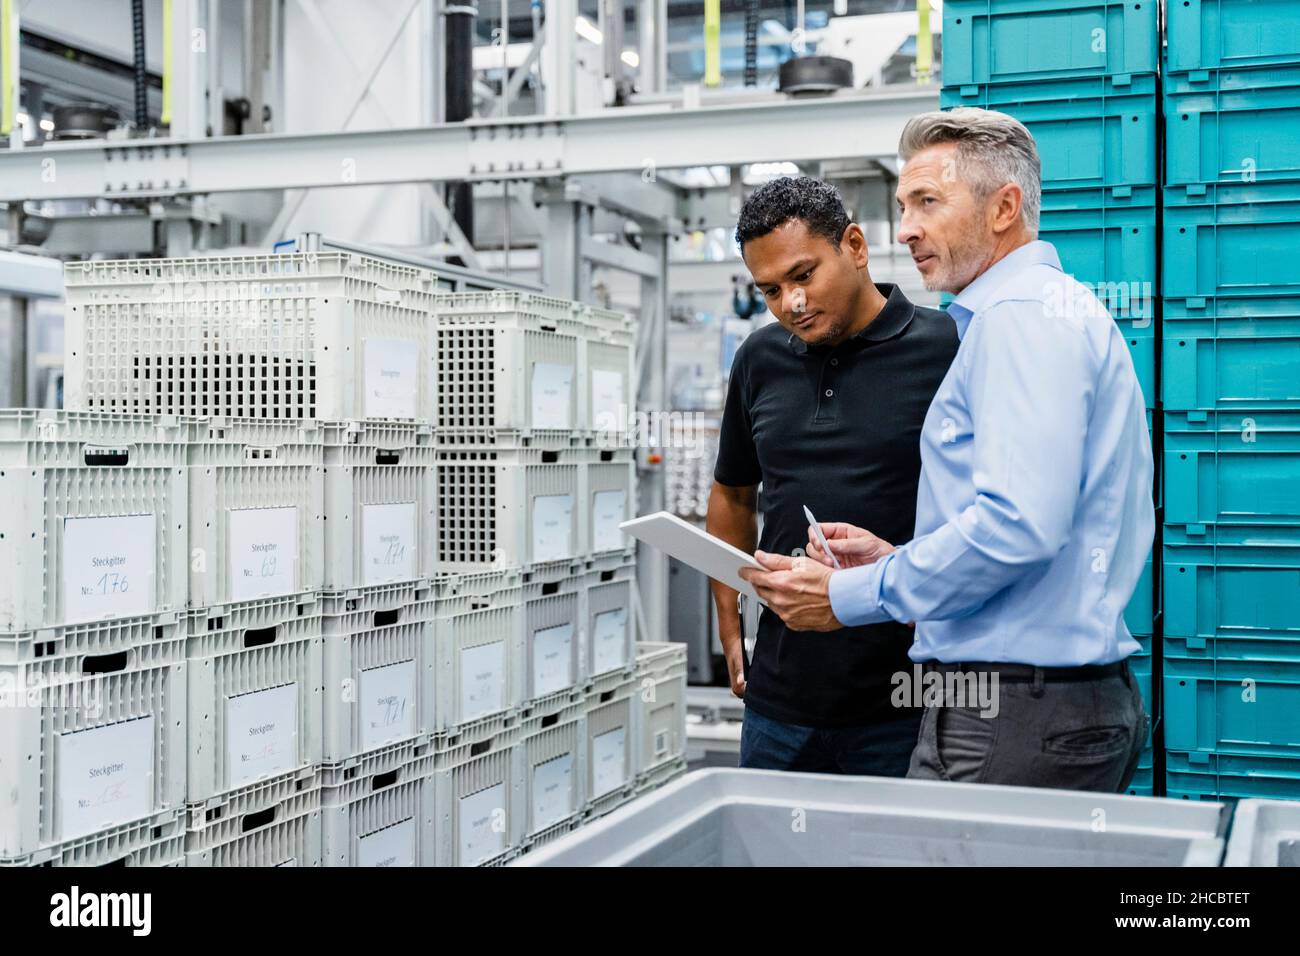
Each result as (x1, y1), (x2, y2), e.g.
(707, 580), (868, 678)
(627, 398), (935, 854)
(990, 183), (1023, 235)
(842, 222), (869, 268)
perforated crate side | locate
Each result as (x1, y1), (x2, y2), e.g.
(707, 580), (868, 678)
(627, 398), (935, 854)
(433, 289), (583, 327)
(185, 767), (323, 866)
(433, 739), (525, 866)
(321, 583), (441, 762)
(636, 757), (688, 795)
(0, 810), (186, 867)
(436, 592), (525, 737)
(0, 619), (187, 859)
(321, 750), (438, 866)
(323, 423), (436, 590)
(185, 596), (324, 803)
(521, 585), (584, 706)
(0, 410), (188, 633)
(434, 318), (583, 437)
(519, 709), (586, 840)
(186, 418), (325, 609)
(431, 567), (522, 601)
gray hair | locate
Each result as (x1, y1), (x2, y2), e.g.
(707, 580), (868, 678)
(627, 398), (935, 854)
(898, 107), (1042, 233)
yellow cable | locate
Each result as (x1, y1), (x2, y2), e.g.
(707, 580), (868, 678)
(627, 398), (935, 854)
(704, 0), (721, 88)
(916, 0), (933, 86)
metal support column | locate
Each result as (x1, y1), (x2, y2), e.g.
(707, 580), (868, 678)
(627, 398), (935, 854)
(636, 230), (670, 642)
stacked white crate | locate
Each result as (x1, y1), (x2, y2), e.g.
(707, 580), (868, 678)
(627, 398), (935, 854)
(0, 410), (189, 867)
(56, 250), (442, 867)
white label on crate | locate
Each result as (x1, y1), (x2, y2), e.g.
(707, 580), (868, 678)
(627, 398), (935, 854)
(459, 783), (506, 866)
(228, 506), (298, 601)
(592, 608), (628, 674)
(61, 514), (157, 624)
(530, 362), (573, 429)
(532, 623), (574, 697)
(591, 490), (627, 552)
(360, 660), (417, 750)
(532, 754), (575, 831)
(531, 495), (573, 562)
(362, 502), (417, 585)
(591, 369), (626, 430)
(56, 715), (156, 841)
(357, 818), (416, 868)
(364, 337), (419, 419)
(460, 641), (505, 721)
(226, 683), (298, 788)
(591, 726), (627, 798)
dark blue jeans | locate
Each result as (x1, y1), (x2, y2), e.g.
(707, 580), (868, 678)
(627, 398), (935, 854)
(739, 706), (923, 776)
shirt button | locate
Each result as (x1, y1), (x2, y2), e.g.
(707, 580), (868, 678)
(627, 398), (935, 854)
(824, 388), (834, 397)
(830, 358), (839, 366)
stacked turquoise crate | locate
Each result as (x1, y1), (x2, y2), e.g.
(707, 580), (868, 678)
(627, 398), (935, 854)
(1161, 0), (1300, 802)
(942, 0), (1161, 792)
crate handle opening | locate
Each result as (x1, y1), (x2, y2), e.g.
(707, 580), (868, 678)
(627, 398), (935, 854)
(370, 768), (399, 791)
(243, 625), (278, 648)
(82, 650), (129, 675)
(542, 581), (559, 595)
(375, 450), (401, 465)
(373, 287), (403, 305)
(373, 608), (400, 627)
(540, 712), (559, 728)
(540, 323), (557, 332)
(541, 451), (559, 464)
(599, 450), (614, 462)
(469, 739), (492, 757)
(243, 445), (279, 462)
(82, 445), (130, 467)
(241, 806), (278, 833)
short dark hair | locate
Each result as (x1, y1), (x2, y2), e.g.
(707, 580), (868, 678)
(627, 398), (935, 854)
(735, 176), (851, 251)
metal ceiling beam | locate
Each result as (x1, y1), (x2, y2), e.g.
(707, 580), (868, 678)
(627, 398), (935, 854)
(0, 87), (936, 201)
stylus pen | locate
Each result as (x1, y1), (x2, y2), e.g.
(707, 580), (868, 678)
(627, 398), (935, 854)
(802, 505), (842, 570)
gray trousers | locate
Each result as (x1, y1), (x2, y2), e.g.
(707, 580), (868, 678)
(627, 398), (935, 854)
(907, 660), (1149, 793)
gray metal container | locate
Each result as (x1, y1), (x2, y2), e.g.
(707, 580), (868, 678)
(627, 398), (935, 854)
(1224, 799), (1300, 867)
(513, 768), (1227, 867)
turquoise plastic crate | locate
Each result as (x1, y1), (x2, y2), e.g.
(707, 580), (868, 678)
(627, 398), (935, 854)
(1165, 65), (1300, 188)
(1040, 186), (1157, 308)
(1166, 749), (1300, 801)
(1166, 0), (1300, 74)
(1164, 409), (1300, 525)
(1162, 181), (1300, 298)
(941, 74), (1157, 189)
(1164, 523), (1300, 645)
(1163, 294), (1300, 409)
(1162, 653), (1300, 758)
(943, 0), (1158, 86)
(1166, 632), (1300, 664)
(1125, 557), (1157, 639)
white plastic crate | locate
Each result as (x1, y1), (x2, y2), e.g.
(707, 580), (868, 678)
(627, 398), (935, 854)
(432, 729), (525, 866)
(583, 561), (637, 683)
(0, 810), (186, 867)
(434, 293), (587, 445)
(185, 766), (322, 866)
(520, 579), (585, 711)
(581, 305), (635, 434)
(633, 642), (688, 785)
(321, 743), (438, 867)
(186, 594), (324, 803)
(0, 615), (187, 861)
(582, 680), (638, 819)
(519, 702), (586, 841)
(321, 582), (439, 763)
(434, 579), (524, 741)
(324, 421), (436, 591)
(584, 450), (636, 560)
(0, 410), (188, 633)
(435, 446), (584, 573)
(64, 252), (438, 421)
(187, 417), (325, 609)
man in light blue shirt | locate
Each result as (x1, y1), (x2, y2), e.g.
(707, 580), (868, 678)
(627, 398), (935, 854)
(741, 108), (1153, 792)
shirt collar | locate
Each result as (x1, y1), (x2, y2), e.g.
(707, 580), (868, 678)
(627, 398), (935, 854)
(787, 282), (916, 355)
(947, 240), (1061, 340)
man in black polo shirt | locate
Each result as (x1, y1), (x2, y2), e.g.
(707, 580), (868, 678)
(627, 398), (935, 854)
(708, 176), (958, 774)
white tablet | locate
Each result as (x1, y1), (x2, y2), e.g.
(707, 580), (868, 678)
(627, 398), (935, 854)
(619, 511), (764, 601)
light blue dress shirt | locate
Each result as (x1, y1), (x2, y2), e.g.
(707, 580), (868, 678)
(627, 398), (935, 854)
(827, 240), (1154, 665)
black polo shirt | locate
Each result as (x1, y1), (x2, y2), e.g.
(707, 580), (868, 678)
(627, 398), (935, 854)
(714, 282), (959, 728)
